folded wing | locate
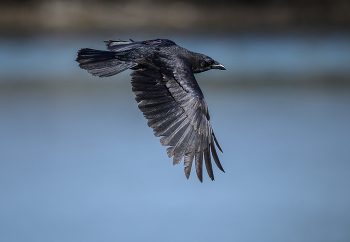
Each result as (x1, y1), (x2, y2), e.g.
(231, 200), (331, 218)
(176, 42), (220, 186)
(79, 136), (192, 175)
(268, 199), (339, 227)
(131, 56), (224, 182)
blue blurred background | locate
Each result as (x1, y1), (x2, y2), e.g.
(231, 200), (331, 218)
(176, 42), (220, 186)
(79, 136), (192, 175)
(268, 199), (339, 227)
(1, 1), (350, 241)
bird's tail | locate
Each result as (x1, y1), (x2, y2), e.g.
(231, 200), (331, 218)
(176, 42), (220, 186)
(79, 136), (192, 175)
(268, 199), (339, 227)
(76, 48), (137, 77)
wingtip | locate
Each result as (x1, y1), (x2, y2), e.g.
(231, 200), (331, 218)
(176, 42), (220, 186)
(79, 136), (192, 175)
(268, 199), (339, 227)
(184, 166), (191, 179)
(210, 175), (215, 181)
(197, 171), (203, 182)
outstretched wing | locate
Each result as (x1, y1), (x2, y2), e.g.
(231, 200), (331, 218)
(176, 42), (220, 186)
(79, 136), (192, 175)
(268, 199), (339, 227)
(131, 56), (224, 182)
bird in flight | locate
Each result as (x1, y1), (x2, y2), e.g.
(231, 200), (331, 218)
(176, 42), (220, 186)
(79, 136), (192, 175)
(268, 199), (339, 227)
(76, 39), (225, 182)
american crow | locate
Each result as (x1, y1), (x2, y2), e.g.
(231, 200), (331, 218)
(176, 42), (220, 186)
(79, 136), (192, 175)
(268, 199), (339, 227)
(76, 39), (225, 182)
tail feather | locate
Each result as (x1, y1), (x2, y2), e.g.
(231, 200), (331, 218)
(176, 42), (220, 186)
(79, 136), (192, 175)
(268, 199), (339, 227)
(76, 48), (137, 77)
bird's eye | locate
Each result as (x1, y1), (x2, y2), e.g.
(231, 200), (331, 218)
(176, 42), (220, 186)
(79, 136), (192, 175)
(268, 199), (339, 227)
(207, 59), (214, 66)
(202, 60), (212, 67)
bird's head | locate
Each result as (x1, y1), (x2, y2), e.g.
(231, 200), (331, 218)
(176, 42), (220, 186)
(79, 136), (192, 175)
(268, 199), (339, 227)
(191, 55), (226, 73)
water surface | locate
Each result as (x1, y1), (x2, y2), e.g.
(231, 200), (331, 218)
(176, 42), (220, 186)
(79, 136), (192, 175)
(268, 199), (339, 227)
(1, 82), (349, 242)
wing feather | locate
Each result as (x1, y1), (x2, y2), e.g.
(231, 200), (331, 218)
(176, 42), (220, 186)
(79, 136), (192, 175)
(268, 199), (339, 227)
(172, 128), (194, 165)
(195, 134), (204, 182)
(160, 118), (190, 146)
(183, 132), (197, 179)
(144, 106), (181, 120)
(155, 112), (187, 137)
(148, 108), (183, 129)
(211, 141), (225, 173)
(203, 137), (214, 181)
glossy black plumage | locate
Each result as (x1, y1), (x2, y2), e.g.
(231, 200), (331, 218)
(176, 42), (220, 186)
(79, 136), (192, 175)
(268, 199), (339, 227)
(76, 39), (226, 182)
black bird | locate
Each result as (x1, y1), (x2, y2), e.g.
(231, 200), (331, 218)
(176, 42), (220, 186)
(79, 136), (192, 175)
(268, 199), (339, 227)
(76, 39), (225, 182)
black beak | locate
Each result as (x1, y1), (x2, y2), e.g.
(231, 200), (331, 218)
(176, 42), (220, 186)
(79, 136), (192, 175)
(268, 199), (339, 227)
(211, 61), (226, 70)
